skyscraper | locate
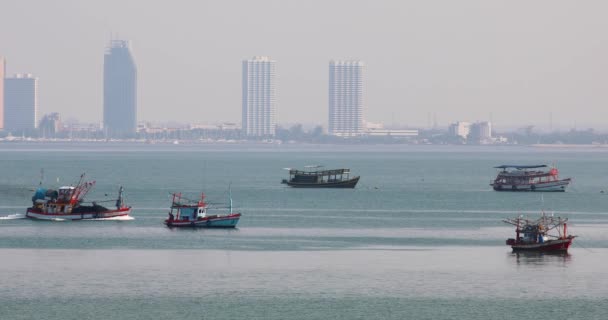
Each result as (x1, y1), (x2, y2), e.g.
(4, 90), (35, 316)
(104, 40), (137, 137)
(0, 57), (5, 130)
(329, 60), (365, 137)
(4, 74), (38, 135)
(242, 56), (276, 137)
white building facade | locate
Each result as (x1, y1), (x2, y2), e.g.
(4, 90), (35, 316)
(242, 56), (276, 137)
(329, 60), (365, 137)
(4, 74), (38, 134)
(448, 121), (471, 139)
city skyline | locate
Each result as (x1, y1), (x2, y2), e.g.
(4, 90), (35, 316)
(1, 1), (608, 130)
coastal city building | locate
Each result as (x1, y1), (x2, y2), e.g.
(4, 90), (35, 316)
(365, 128), (419, 137)
(242, 56), (276, 137)
(469, 121), (492, 143)
(4, 73), (38, 135)
(364, 121), (418, 137)
(103, 39), (137, 138)
(328, 60), (365, 137)
(0, 57), (4, 130)
(448, 121), (471, 139)
(39, 113), (63, 137)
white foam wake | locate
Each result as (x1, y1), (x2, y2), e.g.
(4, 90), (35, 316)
(88, 215), (135, 221)
(0, 213), (26, 220)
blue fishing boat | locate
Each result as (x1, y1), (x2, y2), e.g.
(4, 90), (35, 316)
(164, 191), (240, 228)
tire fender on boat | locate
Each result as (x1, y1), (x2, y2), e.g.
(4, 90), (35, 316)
(531, 184), (536, 191)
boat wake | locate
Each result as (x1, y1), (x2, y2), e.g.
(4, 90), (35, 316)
(0, 213), (26, 220)
(88, 215), (135, 221)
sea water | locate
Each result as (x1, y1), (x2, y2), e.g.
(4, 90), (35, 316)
(0, 143), (607, 319)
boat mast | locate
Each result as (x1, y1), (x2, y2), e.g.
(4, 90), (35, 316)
(229, 184), (233, 214)
(116, 186), (124, 209)
(515, 216), (520, 242)
(170, 193), (176, 216)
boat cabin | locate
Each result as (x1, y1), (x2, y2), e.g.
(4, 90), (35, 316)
(168, 193), (209, 221)
(285, 168), (352, 184)
(58, 186), (75, 202)
(173, 205), (207, 221)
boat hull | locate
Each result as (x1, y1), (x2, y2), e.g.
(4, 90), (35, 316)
(510, 238), (573, 252)
(492, 179), (571, 192)
(284, 176), (360, 188)
(26, 207), (132, 221)
(165, 213), (241, 228)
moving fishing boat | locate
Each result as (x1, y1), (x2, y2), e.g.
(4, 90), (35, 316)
(490, 165), (571, 192)
(503, 213), (575, 252)
(26, 174), (131, 220)
(281, 166), (360, 188)
(164, 192), (241, 228)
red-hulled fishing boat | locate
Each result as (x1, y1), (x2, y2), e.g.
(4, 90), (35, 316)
(26, 174), (131, 221)
(164, 191), (241, 228)
(503, 213), (575, 252)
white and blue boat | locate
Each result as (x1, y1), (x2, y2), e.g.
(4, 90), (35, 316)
(490, 165), (571, 192)
(164, 191), (241, 228)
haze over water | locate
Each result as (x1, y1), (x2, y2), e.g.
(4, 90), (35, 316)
(1, 143), (608, 319)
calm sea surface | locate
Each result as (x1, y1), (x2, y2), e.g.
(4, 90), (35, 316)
(1, 143), (608, 319)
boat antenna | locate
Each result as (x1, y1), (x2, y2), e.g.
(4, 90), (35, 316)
(39, 168), (44, 186)
(540, 194), (544, 210)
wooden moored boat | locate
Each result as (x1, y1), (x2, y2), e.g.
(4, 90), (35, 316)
(490, 165), (571, 192)
(282, 166), (360, 188)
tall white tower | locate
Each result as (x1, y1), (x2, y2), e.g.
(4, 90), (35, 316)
(329, 60), (365, 137)
(242, 56), (276, 137)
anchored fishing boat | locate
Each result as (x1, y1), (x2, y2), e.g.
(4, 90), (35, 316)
(281, 166), (360, 188)
(164, 191), (241, 228)
(503, 213), (575, 252)
(26, 174), (131, 220)
(490, 165), (571, 192)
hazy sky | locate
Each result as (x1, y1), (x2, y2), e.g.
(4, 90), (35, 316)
(1, 0), (607, 130)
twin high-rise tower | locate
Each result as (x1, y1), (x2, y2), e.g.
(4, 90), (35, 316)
(242, 56), (277, 137)
(329, 60), (365, 137)
(241, 58), (365, 137)
(103, 40), (137, 138)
